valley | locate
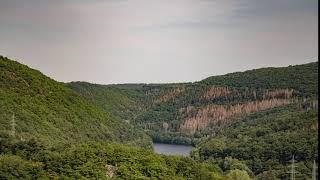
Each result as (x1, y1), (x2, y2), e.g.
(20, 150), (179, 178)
(0, 55), (318, 179)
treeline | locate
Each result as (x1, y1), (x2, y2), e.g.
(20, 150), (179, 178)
(1, 55), (317, 179)
(193, 105), (318, 179)
(0, 135), (254, 179)
(68, 61), (318, 147)
(133, 62), (318, 142)
(0, 56), (152, 147)
(149, 131), (194, 145)
(201, 62), (318, 98)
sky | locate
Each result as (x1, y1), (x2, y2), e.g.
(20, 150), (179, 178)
(0, 0), (318, 84)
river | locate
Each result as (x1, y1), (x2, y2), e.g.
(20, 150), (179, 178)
(153, 143), (193, 156)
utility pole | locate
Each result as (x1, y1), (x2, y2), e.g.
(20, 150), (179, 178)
(10, 113), (16, 138)
(287, 155), (297, 180)
(312, 160), (317, 180)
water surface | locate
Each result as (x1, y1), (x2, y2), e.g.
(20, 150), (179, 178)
(153, 143), (193, 156)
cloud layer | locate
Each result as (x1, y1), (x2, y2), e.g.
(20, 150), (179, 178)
(0, 0), (318, 84)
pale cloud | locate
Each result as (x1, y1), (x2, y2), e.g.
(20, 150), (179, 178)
(0, 0), (318, 84)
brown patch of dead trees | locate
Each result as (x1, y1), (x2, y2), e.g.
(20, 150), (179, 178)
(180, 98), (292, 134)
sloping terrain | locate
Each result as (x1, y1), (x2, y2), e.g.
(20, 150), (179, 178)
(69, 62), (318, 179)
(0, 55), (317, 179)
(0, 56), (151, 147)
(69, 62), (318, 145)
(193, 104), (318, 179)
(0, 138), (232, 179)
(131, 62), (318, 144)
(0, 56), (242, 179)
(68, 82), (147, 123)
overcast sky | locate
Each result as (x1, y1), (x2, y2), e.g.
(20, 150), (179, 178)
(0, 0), (318, 84)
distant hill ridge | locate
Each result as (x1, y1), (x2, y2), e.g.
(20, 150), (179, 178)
(68, 60), (318, 143)
(0, 55), (151, 147)
(0, 55), (317, 179)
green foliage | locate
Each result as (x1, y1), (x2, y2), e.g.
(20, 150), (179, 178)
(201, 62), (318, 97)
(225, 169), (252, 180)
(219, 157), (253, 175)
(67, 62), (318, 146)
(133, 62), (318, 144)
(199, 138), (226, 158)
(150, 131), (193, 145)
(0, 155), (46, 179)
(196, 105), (318, 179)
(64, 60), (318, 179)
(0, 55), (317, 179)
(0, 56), (151, 147)
(0, 137), (225, 179)
(68, 81), (147, 121)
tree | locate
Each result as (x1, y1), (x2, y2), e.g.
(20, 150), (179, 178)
(226, 169), (251, 180)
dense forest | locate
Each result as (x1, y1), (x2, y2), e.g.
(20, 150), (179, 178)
(0, 55), (318, 179)
(1, 136), (246, 179)
(69, 61), (318, 179)
(0, 56), (151, 148)
(70, 62), (318, 142)
(193, 104), (318, 179)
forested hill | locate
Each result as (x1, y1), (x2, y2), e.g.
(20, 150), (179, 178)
(0, 55), (250, 179)
(0, 56), (151, 147)
(69, 62), (318, 144)
(201, 62), (318, 97)
(130, 62), (318, 143)
(0, 55), (317, 179)
(69, 61), (318, 179)
(68, 81), (147, 122)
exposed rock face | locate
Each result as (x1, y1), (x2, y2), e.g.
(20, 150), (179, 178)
(180, 98), (292, 134)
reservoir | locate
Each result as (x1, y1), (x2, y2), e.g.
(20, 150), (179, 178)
(153, 143), (193, 156)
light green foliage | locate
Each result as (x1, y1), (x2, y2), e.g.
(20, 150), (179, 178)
(68, 82), (147, 121)
(202, 62), (318, 97)
(64, 60), (318, 178)
(0, 155), (45, 179)
(67, 61), (318, 147)
(226, 169), (252, 180)
(199, 138), (226, 158)
(220, 157), (253, 176)
(0, 56), (151, 147)
(0, 137), (225, 179)
(196, 105), (318, 179)
(0, 55), (317, 179)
